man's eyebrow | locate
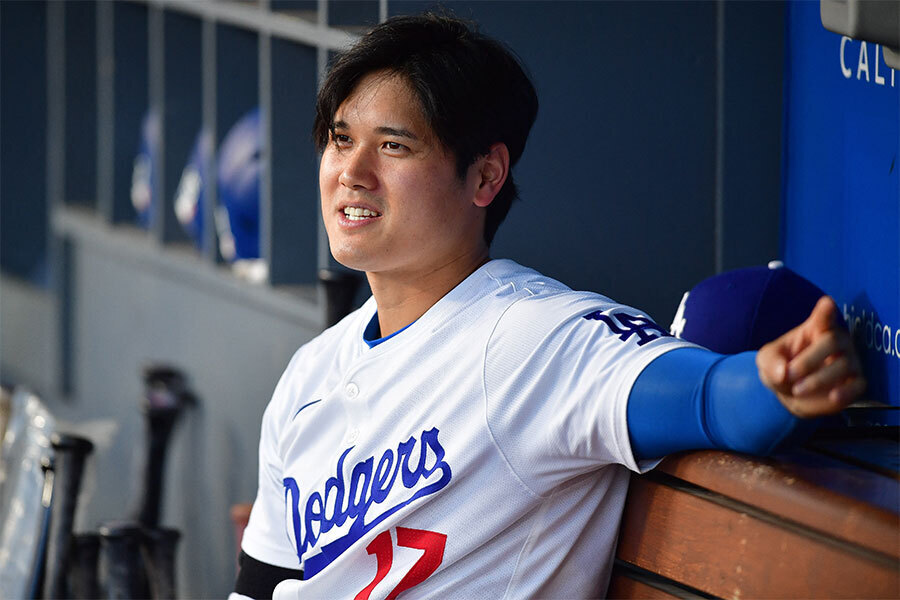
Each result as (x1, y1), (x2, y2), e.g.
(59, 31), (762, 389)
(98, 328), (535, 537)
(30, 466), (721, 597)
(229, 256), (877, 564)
(330, 121), (420, 141)
(374, 126), (419, 141)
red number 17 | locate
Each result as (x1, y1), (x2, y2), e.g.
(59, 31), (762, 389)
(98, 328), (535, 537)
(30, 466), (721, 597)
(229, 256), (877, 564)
(354, 527), (447, 600)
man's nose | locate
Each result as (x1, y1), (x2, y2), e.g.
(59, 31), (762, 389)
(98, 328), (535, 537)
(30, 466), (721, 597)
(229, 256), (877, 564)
(338, 147), (377, 190)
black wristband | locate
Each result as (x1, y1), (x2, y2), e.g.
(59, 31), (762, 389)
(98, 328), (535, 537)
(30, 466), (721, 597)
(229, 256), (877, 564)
(233, 550), (303, 599)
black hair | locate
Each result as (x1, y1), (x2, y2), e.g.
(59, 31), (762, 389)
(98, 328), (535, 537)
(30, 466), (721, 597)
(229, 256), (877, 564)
(313, 12), (539, 245)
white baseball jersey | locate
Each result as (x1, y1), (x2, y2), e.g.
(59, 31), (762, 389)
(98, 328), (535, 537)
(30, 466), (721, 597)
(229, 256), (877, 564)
(241, 259), (693, 599)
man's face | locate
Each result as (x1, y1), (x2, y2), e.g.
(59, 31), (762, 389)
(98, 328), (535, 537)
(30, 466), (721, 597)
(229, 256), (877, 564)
(319, 71), (486, 278)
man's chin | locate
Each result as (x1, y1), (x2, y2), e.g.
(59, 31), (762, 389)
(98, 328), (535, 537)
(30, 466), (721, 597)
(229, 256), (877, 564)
(328, 247), (377, 274)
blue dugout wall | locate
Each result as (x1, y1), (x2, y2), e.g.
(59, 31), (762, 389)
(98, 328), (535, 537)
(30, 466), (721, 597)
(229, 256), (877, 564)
(783, 1), (900, 409)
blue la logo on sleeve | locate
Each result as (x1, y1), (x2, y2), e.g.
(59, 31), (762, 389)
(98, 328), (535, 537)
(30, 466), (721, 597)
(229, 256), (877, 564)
(583, 310), (673, 346)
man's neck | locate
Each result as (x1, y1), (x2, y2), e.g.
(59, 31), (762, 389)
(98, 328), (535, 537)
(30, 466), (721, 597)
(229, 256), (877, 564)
(367, 250), (490, 338)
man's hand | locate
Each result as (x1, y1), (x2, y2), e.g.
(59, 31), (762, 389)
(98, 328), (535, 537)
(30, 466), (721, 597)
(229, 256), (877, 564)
(756, 295), (866, 418)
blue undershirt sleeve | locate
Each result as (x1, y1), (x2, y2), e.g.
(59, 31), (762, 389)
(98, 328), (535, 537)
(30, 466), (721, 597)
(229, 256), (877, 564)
(627, 348), (820, 461)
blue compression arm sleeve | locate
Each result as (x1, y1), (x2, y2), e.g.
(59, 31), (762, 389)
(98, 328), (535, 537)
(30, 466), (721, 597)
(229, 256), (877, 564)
(627, 348), (820, 461)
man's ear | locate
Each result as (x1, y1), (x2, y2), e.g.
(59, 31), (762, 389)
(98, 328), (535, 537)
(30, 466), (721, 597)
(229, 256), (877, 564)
(473, 143), (510, 208)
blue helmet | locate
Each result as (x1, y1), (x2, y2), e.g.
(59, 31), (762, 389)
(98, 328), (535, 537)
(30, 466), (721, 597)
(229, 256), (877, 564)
(131, 110), (160, 229)
(174, 129), (213, 248)
(217, 108), (261, 261)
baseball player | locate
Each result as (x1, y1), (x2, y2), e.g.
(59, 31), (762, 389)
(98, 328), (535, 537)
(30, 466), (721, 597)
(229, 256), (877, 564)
(232, 14), (865, 599)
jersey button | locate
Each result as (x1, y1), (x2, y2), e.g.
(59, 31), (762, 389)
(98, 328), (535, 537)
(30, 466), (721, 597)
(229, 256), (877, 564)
(347, 428), (359, 443)
(345, 382), (359, 398)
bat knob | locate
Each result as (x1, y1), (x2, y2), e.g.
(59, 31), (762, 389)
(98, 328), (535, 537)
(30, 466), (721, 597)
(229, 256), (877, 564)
(141, 365), (194, 414)
(69, 533), (101, 600)
(51, 432), (95, 455)
(42, 433), (94, 600)
(142, 527), (181, 600)
(98, 520), (145, 599)
(134, 365), (196, 530)
(319, 268), (363, 327)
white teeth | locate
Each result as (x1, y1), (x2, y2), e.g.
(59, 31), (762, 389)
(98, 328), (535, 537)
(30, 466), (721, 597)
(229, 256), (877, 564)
(343, 206), (380, 221)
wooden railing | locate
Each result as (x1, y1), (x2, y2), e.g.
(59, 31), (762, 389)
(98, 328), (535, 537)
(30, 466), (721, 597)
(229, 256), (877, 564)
(610, 437), (899, 599)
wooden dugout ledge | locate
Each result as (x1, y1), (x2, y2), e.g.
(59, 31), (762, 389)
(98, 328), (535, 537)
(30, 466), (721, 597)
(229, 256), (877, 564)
(609, 437), (900, 599)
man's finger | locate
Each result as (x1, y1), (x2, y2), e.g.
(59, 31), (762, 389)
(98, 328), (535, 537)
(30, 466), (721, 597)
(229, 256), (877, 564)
(777, 378), (860, 418)
(806, 295), (838, 334)
(756, 346), (790, 389)
(779, 392), (849, 418)
(786, 329), (847, 382)
(828, 376), (868, 404)
(791, 355), (851, 396)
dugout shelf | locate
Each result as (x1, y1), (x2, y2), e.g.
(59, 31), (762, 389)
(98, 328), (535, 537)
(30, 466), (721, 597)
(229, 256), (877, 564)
(610, 436), (900, 599)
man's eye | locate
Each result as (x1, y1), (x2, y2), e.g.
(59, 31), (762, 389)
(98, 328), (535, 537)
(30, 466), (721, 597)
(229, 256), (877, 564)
(332, 134), (351, 146)
(383, 141), (407, 152)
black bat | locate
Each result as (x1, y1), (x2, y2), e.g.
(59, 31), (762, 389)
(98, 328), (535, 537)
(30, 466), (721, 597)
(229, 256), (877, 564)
(132, 365), (193, 529)
(318, 268), (364, 327)
(68, 532), (101, 599)
(141, 527), (181, 599)
(41, 432), (94, 599)
(98, 520), (145, 599)
(95, 522), (182, 599)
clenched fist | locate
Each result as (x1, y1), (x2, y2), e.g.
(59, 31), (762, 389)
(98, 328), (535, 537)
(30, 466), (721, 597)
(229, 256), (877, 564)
(756, 296), (866, 418)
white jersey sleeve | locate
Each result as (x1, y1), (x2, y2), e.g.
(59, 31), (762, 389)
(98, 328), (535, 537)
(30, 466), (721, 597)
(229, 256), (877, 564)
(483, 291), (693, 496)
(241, 348), (308, 569)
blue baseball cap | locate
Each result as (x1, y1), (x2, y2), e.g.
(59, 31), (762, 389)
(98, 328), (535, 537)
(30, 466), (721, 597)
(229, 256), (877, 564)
(670, 261), (827, 354)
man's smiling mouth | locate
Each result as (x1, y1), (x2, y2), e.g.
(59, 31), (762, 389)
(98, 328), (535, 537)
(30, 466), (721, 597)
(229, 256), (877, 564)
(343, 206), (382, 221)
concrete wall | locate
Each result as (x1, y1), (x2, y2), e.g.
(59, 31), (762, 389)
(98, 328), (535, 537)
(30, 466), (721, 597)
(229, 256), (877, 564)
(4, 212), (322, 596)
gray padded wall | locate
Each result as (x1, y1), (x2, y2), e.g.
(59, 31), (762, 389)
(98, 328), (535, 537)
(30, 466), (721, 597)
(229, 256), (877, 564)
(48, 218), (320, 596)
